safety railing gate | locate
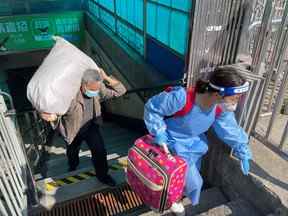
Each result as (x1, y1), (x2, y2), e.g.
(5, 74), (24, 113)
(185, 0), (266, 134)
(186, 0), (288, 155)
(0, 93), (39, 216)
(251, 0), (288, 155)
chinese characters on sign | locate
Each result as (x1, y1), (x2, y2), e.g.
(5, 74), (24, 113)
(0, 11), (84, 52)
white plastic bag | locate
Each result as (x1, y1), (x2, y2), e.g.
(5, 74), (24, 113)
(27, 36), (99, 115)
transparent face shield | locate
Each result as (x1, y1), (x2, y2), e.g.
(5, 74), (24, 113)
(209, 82), (250, 112)
(209, 82), (250, 96)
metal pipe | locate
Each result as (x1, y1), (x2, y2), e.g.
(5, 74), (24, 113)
(0, 93), (25, 168)
(0, 118), (25, 202)
(215, 0), (229, 65)
(251, 0), (274, 74)
(32, 112), (41, 166)
(246, 78), (265, 134)
(250, 0), (276, 134)
(221, 0), (235, 64)
(0, 169), (21, 216)
(265, 1), (288, 111)
(186, 0), (201, 86)
(183, 0), (194, 85)
(218, 0), (231, 65)
(266, 67), (288, 139)
(0, 91), (14, 110)
(207, 0), (218, 65)
(236, 0), (255, 56)
(279, 116), (288, 149)
(0, 94), (39, 208)
(8, 116), (39, 207)
(249, 18), (282, 31)
(143, 0), (147, 58)
(231, 0), (246, 63)
(0, 114), (25, 182)
(227, 0), (242, 64)
(192, 0), (204, 84)
(199, 0), (210, 76)
(0, 198), (9, 216)
(0, 115), (25, 188)
(113, 0), (118, 37)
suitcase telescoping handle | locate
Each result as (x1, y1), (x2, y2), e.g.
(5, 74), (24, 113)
(161, 144), (176, 162)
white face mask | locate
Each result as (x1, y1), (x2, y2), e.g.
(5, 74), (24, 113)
(220, 102), (238, 112)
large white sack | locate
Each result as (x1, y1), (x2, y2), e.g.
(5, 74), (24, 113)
(27, 36), (99, 115)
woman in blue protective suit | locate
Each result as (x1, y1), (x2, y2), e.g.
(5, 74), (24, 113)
(144, 66), (252, 216)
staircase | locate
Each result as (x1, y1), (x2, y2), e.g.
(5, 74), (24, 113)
(28, 120), (263, 216)
(141, 188), (260, 216)
(31, 121), (142, 209)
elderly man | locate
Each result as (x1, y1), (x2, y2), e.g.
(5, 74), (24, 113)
(41, 68), (126, 186)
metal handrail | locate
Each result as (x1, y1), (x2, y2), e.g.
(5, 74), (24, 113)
(0, 92), (39, 216)
(124, 80), (184, 95)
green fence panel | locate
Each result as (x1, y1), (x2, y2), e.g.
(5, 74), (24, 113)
(116, 0), (143, 30)
(88, 0), (100, 18)
(117, 20), (144, 55)
(156, 4), (170, 46)
(170, 10), (189, 54)
(98, 0), (114, 13)
(172, 0), (191, 12)
(86, 0), (190, 56)
(98, 6), (116, 31)
(150, 0), (191, 12)
(147, 2), (156, 36)
(147, 1), (190, 54)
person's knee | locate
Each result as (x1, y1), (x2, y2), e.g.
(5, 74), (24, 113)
(90, 145), (106, 156)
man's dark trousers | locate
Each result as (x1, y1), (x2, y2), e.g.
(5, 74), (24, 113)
(66, 121), (108, 178)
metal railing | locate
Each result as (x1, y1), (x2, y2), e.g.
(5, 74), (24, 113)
(123, 80), (184, 102)
(187, 0), (252, 86)
(248, 0), (288, 154)
(0, 93), (39, 216)
(185, 0), (288, 153)
(16, 110), (50, 168)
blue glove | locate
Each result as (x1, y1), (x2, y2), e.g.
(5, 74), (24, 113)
(154, 133), (167, 146)
(240, 159), (250, 175)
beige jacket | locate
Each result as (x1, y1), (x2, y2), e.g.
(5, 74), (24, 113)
(58, 82), (126, 144)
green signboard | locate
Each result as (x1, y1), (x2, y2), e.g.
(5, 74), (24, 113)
(0, 11), (84, 52)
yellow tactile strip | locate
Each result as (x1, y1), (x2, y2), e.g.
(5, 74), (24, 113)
(45, 159), (128, 192)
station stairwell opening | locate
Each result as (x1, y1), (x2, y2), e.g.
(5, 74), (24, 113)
(0, 0), (288, 216)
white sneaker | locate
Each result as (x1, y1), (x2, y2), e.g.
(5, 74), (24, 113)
(170, 202), (185, 216)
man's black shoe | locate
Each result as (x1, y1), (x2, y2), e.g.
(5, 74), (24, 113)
(97, 174), (116, 187)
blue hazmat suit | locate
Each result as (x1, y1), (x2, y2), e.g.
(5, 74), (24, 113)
(144, 86), (252, 205)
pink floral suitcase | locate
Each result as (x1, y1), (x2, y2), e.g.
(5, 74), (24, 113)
(127, 135), (187, 212)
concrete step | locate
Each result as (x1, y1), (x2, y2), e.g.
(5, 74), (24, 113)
(41, 134), (137, 177)
(36, 156), (128, 210)
(40, 121), (142, 178)
(139, 187), (228, 216)
(195, 199), (260, 216)
(43, 151), (121, 178)
(44, 126), (138, 161)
